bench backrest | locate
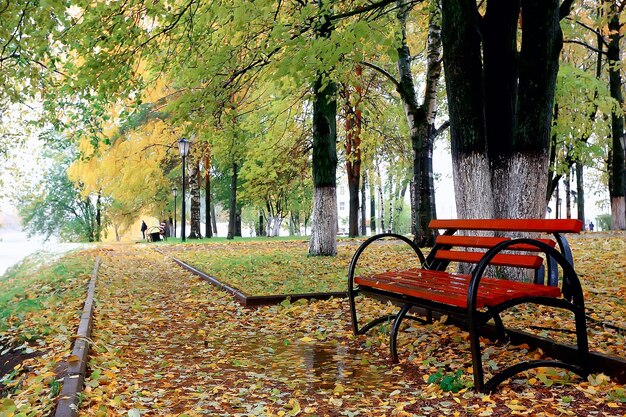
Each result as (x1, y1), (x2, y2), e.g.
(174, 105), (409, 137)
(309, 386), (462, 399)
(426, 219), (583, 285)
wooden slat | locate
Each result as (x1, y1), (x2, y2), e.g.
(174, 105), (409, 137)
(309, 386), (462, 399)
(435, 235), (557, 251)
(355, 269), (561, 309)
(429, 219), (583, 234)
(434, 250), (544, 269)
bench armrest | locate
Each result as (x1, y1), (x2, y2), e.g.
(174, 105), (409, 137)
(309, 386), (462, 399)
(348, 233), (426, 296)
(467, 238), (585, 312)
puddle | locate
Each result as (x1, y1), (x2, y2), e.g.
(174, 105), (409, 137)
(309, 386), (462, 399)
(217, 334), (394, 391)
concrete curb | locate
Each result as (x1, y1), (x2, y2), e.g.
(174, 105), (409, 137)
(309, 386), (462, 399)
(156, 249), (347, 308)
(54, 256), (101, 417)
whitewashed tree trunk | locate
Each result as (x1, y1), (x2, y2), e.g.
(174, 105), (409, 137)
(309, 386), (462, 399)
(452, 153), (494, 219)
(493, 154), (549, 219)
(612, 197), (626, 230)
(308, 186), (338, 256)
(272, 216), (282, 237)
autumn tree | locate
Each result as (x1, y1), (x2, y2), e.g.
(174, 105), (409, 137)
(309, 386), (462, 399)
(605, 0), (626, 229)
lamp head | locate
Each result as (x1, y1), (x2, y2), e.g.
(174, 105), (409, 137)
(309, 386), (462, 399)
(178, 138), (190, 157)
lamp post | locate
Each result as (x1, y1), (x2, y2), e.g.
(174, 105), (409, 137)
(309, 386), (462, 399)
(178, 138), (191, 242)
(173, 187), (178, 238)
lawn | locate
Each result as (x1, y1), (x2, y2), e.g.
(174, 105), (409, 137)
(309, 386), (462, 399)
(160, 238), (423, 295)
(0, 250), (96, 414)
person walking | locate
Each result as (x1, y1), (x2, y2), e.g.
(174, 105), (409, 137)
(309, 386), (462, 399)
(141, 220), (148, 239)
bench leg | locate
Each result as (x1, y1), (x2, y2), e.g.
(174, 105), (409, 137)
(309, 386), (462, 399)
(390, 304), (413, 363)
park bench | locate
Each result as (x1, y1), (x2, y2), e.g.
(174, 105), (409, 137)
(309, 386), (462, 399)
(347, 219), (590, 392)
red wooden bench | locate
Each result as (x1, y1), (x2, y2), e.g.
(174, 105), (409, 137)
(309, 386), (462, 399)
(347, 219), (589, 392)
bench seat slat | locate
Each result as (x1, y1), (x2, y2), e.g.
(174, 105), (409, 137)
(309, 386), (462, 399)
(372, 270), (560, 303)
(434, 250), (544, 269)
(355, 269), (561, 309)
(435, 236), (557, 251)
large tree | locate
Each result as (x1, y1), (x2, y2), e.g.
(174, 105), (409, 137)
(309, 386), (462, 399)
(606, 0), (626, 229)
(441, 0), (574, 219)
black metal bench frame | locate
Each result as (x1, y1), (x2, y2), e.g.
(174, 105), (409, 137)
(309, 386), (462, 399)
(347, 225), (590, 393)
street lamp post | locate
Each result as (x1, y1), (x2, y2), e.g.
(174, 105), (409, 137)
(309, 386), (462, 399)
(173, 187), (178, 238)
(178, 138), (191, 242)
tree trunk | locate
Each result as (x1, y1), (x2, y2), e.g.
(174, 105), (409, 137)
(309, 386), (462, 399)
(369, 167), (376, 234)
(205, 154), (213, 238)
(308, 74), (338, 255)
(258, 212), (266, 237)
(344, 66), (363, 238)
(360, 172), (367, 236)
(377, 166), (385, 232)
(235, 209), (242, 237)
(408, 0), (441, 246)
(442, 0), (564, 220)
(442, 0), (493, 220)
(227, 161), (238, 240)
(566, 168), (571, 219)
(576, 161), (585, 222)
(607, 0), (626, 230)
(95, 191), (101, 242)
(308, 0), (338, 256)
(188, 159), (202, 239)
(555, 180), (561, 219)
(211, 204), (218, 235)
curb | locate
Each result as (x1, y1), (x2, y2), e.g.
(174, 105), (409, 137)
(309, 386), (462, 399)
(54, 256), (101, 417)
(157, 249), (347, 307)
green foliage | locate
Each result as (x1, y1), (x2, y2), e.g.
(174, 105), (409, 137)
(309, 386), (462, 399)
(18, 143), (98, 242)
(596, 214), (612, 231)
(427, 369), (466, 393)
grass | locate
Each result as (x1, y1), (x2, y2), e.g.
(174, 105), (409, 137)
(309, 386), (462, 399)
(0, 250), (94, 340)
(161, 238), (424, 296)
(0, 249), (96, 415)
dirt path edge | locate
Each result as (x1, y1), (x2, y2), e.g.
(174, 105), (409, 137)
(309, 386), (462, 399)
(54, 256), (101, 417)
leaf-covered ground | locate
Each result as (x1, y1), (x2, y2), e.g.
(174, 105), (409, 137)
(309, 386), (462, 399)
(77, 242), (626, 416)
(0, 250), (96, 416)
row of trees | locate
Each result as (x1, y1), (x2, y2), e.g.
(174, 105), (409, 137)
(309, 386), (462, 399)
(1, 0), (625, 249)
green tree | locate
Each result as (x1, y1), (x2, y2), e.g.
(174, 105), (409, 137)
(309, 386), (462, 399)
(19, 144), (98, 242)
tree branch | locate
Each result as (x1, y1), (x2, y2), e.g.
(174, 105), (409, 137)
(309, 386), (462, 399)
(433, 120), (450, 138)
(563, 39), (606, 55)
(360, 61), (401, 90)
(566, 17), (609, 48)
(330, 0), (403, 21)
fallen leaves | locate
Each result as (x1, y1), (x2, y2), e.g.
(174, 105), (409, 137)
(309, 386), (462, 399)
(71, 240), (626, 417)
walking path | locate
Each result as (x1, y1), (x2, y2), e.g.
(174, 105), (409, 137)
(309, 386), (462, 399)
(78, 245), (625, 417)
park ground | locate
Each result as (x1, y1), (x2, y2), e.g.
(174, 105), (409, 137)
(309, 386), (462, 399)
(0, 235), (625, 416)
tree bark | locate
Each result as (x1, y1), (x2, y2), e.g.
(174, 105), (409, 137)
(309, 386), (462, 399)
(442, 0), (564, 220)
(360, 171), (367, 236)
(565, 167), (571, 219)
(211, 203), (217, 235)
(344, 66), (363, 238)
(308, 0), (338, 256)
(607, 0), (626, 230)
(188, 159), (202, 239)
(96, 191), (101, 242)
(205, 154), (212, 238)
(227, 161), (238, 240)
(369, 167), (376, 234)
(576, 162), (585, 222)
